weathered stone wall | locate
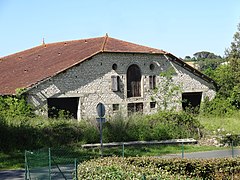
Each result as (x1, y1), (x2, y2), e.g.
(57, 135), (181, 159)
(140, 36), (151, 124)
(27, 52), (216, 120)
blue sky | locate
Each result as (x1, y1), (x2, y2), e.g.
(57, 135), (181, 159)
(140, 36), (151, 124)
(0, 0), (239, 58)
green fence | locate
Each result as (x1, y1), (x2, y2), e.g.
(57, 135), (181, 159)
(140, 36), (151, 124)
(24, 140), (240, 179)
(25, 148), (92, 180)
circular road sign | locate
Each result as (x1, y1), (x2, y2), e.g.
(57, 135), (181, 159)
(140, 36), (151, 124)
(96, 102), (105, 118)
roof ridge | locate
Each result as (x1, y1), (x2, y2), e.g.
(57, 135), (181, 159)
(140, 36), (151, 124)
(101, 33), (109, 52)
(106, 36), (168, 54)
(40, 36), (104, 47)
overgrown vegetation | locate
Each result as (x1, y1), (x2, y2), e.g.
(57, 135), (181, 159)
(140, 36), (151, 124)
(0, 96), (33, 118)
(0, 106), (201, 152)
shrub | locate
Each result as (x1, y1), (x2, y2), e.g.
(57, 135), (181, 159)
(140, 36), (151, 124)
(0, 96), (33, 118)
(103, 113), (131, 142)
(80, 120), (99, 144)
(78, 156), (240, 179)
(0, 116), (95, 151)
(201, 97), (236, 117)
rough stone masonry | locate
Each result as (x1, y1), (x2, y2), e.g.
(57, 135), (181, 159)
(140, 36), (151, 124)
(26, 52), (216, 120)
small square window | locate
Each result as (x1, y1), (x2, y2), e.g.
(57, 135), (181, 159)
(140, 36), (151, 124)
(150, 102), (156, 108)
(113, 104), (120, 111)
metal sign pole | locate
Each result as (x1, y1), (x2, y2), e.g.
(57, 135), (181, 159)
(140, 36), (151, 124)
(96, 103), (105, 158)
(100, 117), (103, 157)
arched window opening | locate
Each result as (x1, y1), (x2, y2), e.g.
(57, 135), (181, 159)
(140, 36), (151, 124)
(127, 64), (141, 97)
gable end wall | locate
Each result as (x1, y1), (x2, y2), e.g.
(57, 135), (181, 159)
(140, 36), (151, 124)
(27, 52), (216, 120)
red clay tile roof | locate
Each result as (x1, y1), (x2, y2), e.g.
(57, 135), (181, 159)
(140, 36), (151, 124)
(0, 35), (169, 95)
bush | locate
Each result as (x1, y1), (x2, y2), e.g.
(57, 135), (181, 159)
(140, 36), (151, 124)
(103, 113), (131, 142)
(80, 120), (99, 144)
(200, 97), (236, 116)
(0, 96), (33, 118)
(78, 156), (240, 179)
(0, 116), (97, 152)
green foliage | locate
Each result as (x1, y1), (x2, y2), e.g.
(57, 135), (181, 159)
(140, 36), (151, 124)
(200, 97), (236, 117)
(159, 66), (176, 79)
(229, 85), (240, 109)
(212, 65), (235, 98)
(153, 66), (182, 110)
(193, 51), (222, 60)
(0, 116), (99, 152)
(78, 156), (240, 179)
(200, 22), (240, 113)
(220, 22), (240, 108)
(198, 111), (240, 136)
(0, 110), (202, 152)
(103, 111), (201, 142)
(221, 134), (240, 146)
(0, 96), (33, 118)
(225, 23), (240, 60)
(80, 120), (99, 144)
(198, 58), (225, 72)
(103, 112), (131, 142)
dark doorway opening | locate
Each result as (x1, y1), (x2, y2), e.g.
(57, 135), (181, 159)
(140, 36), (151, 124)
(128, 102), (143, 115)
(182, 92), (202, 112)
(47, 97), (79, 119)
(127, 64), (141, 97)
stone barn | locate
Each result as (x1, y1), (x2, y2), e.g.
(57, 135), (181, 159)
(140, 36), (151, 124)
(0, 35), (216, 120)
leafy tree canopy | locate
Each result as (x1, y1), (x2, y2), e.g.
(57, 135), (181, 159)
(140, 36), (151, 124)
(212, 22), (240, 109)
(193, 51), (222, 60)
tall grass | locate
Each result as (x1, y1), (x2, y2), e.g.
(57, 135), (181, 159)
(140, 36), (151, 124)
(0, 111), (202, 152)
(103, 111), (201, 142)
(198, 111), (240, 135)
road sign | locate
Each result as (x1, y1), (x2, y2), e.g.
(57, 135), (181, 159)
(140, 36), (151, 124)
(96, 103), (105, 117)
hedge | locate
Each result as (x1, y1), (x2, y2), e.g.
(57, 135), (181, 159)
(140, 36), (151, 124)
(78, 156), (240, 179)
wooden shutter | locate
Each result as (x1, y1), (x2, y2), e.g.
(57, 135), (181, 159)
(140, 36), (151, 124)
(111, 75), (119, 92)
(149, 75), (156, 89)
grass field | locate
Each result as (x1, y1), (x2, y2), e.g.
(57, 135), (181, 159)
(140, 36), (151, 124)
(198, 111), (240, 135)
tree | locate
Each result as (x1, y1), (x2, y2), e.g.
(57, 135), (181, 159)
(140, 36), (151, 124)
(151, 66), (182, 111)
(210, 22), (240, 109)
(224, 23), (240, 108)
(198, 58), (225, 72)
(193, 51), (221, 60)
(225, 23), (240, 84)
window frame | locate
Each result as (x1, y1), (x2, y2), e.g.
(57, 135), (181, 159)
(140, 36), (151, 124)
(149, 75), (156, 89)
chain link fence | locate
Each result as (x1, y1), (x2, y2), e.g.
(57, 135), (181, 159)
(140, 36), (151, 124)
(81, 138), (240, 159)
(25, 138), (240, 179)
(25, 147), (99, 180)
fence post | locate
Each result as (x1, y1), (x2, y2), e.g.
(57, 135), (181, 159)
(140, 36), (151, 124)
(182, 142), (184, 159)
(24, 150), (27, 180)
(74, 158), (78, 180)
(232, 140), (234, 158)
(49, 148), (51, 180)
(122, 143), (125, 158)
